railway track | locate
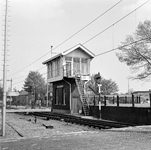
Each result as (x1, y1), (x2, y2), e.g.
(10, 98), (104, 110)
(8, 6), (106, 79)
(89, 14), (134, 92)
(31, 112), (135, 129)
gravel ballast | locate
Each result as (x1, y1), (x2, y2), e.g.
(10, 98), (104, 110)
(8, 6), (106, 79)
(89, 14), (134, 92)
(0, 113), (93, 139)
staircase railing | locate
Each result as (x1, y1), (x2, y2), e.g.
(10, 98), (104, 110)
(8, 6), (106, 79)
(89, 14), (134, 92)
(75, 75), (89, 116)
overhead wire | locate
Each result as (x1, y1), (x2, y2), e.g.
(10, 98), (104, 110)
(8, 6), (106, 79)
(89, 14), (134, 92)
(8, 0), (123, 77)
(83, 0), (150, 45)
(11, 0), (150, 84)
(95, 36), (151, 57)
(12, 66), (46, 81)
(13, 36), (151, 85)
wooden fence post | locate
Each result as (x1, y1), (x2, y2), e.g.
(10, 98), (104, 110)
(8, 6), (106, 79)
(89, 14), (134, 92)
(93, 96), (95, 106)
(104, 96), (106, 106)
(117, 95), (119, 107)
(132, 93), (134, 107)
(136, 96), (139, 103)
(139, 96), (141, 103)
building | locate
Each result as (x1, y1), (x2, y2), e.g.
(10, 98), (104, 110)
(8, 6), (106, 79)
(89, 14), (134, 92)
(43, 44), (95, 115)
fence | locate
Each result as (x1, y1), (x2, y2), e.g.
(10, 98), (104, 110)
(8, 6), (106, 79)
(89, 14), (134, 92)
(87, 93), (151, 107)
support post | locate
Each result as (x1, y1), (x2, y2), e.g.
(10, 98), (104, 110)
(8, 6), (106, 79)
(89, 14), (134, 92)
(93, 96), (95, 106)
(139, 96), (141, 103)
(136, 96), (138, 103)
(104, 96), (106, 106)
(98, 93), (101, 118)
(46, 82), (49, 108)
(98, 84), (101, 119)
(132, 93), (134, 107)
(117, 95), (119, 107)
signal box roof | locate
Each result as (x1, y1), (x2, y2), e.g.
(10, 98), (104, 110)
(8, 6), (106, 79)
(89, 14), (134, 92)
(42, 43), (95, 64)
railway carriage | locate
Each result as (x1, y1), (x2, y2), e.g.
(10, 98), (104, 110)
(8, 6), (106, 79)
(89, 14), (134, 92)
(43, 44), (95, 115)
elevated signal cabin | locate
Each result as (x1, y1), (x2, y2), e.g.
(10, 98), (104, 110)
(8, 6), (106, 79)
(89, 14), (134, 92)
(43, 44), (95, 115)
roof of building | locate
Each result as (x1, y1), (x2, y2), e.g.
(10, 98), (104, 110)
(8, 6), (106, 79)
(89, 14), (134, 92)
(19, 90), (28, 96)
(42, 43), (95, 64)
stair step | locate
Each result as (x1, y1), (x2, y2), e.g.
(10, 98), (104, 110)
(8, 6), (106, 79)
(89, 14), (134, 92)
(75, 77), (89, 116)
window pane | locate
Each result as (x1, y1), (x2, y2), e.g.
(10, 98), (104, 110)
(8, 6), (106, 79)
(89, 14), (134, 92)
(73, 57), (80, 74)
(81, 58), (88, 74)
(65, 57), (72, 61)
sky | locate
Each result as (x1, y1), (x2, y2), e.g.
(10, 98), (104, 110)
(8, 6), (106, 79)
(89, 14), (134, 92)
(0, 0), (151, 93)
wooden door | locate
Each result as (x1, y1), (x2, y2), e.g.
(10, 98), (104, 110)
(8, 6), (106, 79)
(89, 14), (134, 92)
(58, 88), (63, 105)
(72, 98), (78, 114)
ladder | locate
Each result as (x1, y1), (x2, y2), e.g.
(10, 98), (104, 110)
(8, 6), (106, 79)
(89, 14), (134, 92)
(75, 76), (89, 116)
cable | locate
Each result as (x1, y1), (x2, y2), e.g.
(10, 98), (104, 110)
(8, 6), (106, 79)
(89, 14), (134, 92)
(13, 36), (151, 86)
(11, 66), (46, 81)
(10, 0), (150, 79)
(13, 72), (47, 85)
(8, 0), (123, 77)
(95, 36), (150, 57)
(83, 0), (150, 45)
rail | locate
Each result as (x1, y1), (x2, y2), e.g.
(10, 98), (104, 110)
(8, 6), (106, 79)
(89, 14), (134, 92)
(31, 112), (135, 129)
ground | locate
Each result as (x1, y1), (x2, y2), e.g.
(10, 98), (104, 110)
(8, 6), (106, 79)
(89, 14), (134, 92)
(1, 110), (151, 149)
(1, 130), (151, 150)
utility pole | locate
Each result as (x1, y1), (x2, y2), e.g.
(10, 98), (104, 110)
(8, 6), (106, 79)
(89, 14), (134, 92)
(46, 46), (53, 108)
(2, 0), (8, 136)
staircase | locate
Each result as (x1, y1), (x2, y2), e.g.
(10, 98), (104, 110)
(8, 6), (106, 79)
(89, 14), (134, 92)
(75, 76), (89, 116)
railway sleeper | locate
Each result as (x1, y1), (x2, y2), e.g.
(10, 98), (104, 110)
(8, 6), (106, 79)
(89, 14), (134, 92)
(33, 113), (128, 129)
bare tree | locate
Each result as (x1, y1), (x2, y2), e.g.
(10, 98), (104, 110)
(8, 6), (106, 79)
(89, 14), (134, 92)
(116, 20), (151, 80)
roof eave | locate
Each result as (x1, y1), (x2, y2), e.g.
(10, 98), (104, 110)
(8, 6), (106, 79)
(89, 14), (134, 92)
(42, 53), (62, 64)
(62, 43), (95, 58)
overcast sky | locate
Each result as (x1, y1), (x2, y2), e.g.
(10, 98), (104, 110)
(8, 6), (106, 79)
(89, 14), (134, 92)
(0, 0), (151, 93)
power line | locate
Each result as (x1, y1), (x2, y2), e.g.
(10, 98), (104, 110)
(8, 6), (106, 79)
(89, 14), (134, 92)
(13, 36), (151, 86)
(8, 0), (123, 77)
(12, 66), (46, 80)
(83, 0), (150, 45)
(9, 0), (150, 79)
(95, 36), (151, 57)
(13, 72), (47, 85)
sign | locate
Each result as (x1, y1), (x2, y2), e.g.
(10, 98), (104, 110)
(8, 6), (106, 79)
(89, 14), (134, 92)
(7, 92), (19, 96)
(81, 75), (90, 81)
(57, 85), (63, 88)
